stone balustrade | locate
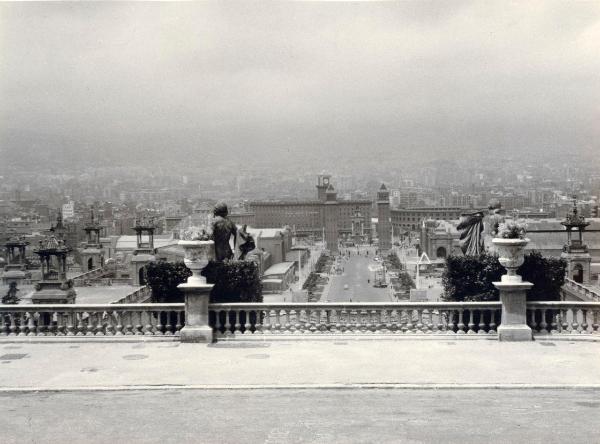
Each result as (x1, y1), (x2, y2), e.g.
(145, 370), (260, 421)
(113, 286), (153, 304)
(562, 278), (600, 302)
(2, 300), (599, 341)
(0, 303), (185, 337)
(208, 302), (502, 338)
(527, 302), (600, 335)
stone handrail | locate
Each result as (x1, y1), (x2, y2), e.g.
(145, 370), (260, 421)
(527, 301), (600, 335)
(72, 268), (105, 286)
(0, 303), (185, 337)
(113, 286), (153, 304)
(208, 302), (502, 337)
(562, 278), (600, 302)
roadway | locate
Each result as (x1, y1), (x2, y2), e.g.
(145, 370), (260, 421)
(2, 389), (599, 443)
(326, 246), (391, 302)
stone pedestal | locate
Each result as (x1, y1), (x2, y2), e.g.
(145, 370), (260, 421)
(494, 279), (533, 341)
(178, 282), (214, 343)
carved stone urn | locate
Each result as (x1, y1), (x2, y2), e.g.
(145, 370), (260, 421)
(492, 238), (529, 283)
(179, 240), (214, 285)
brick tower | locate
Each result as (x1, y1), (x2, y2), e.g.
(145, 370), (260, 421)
(377, 183), (391, 251)
(316, 174), (332, 202)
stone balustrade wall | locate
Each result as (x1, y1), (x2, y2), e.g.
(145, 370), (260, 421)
(527, 302), (600, 335)
(208, 302), (503, 338)
(0, 304), (184, 337)
(2, 301), (599, 340)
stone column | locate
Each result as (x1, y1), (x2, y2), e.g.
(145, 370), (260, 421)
(494, 280), (533, 341)
(178, 281), (214, 343)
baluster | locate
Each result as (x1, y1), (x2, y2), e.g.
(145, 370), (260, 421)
(337, 309), (346, 333)
(292, 309), (302, 334)
(283, 309), (291, 334)
(36, 312), (46, 336)
(539, 309), (548, 334)
(124, 311), (134, 335)
(415, 309), (424, 333)
(96, 311), (106, 336)
(550, 310), (559, 334)
(592, 309), (599, 334)
(163, 311), (173, 336)
(84, 312), (94, 336)
(255, 310), (264, 335)
(175, 311), (183, 335)
(155, 311), (163, 335)
(466, 310), (475, 334)
(457, 309), (466, 334)
(488, 310), (497, 334)
(143, 311), (154, 335)
(561, 309), (570, 334)
(527, 309), (537, 333)
(446, 310), (455, 334)
(371, 309), (384, 334)
(64, 311), (75, 336)
(581, 309), (589, 334)
(263, 309), (272, 335)
(27, 312), (36, 336)
(54, 311), (64, 336)
(477, 310), (487, 334)
(242, 310), (251, 334)
(111, 311), (122, 336)
(213, 310), (223, 337)
(8, 313), (17, 336)
(1, 313), (9, 336)
(305, 308), (314, 333)
(571, 309), (580, 334)
(330, 309), (340, 333)
(223, 310), (232, 336)
(17, 313), (26, 336)
(436, 310), (445, 334)
(425, 309), (434, 334)
(404, 309), (414, 333)
(233, 310), (241, 334)
(134, 311), (143, 335)
(270, 309), (279, 334)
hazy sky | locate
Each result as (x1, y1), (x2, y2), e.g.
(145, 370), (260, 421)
(1, 1), (599, 165)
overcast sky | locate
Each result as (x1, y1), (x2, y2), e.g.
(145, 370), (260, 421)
(1, 1), (599, 165)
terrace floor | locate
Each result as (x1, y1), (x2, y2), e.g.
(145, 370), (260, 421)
(1, 338), (599, 391)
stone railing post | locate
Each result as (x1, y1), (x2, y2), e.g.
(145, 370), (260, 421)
(492, 237), (533, 341)
(178, 239), (215, 343)
(494, 280), (533, 341)
(178, 281), (214, 343)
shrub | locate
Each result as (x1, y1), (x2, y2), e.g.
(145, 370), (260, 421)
(201, 260), (262, 303)
(442, 251), (566, 302)
(145, 261), (191, 303)
(386, 252), (402, 270)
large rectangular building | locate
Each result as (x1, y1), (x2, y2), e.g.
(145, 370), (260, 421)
(391, 206), (469, 232)
(248, 175), (372, 240)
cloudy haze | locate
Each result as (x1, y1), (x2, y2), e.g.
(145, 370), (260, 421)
(1, 1), (599, 166)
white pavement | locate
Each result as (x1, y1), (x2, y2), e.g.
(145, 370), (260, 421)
(1, 339), (600, 391)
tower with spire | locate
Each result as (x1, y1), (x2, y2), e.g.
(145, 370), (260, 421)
(561, 196), (591, 284)
(377, 183), (391, 251)
(80, 207), (105, 272)
(323, 184), (339, 253)
(130, 215), (157, 286)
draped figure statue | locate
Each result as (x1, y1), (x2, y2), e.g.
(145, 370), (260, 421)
(457, 211), (485, 256)
(457, 199), (505, 256)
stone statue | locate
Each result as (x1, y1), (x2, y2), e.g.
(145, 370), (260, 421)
(2, 282), (20, 305)
(211, 202), (237, 262)
(457, 211), (485, 256)
(237, 224), (256, 260)
(457, 199), (506, 256)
